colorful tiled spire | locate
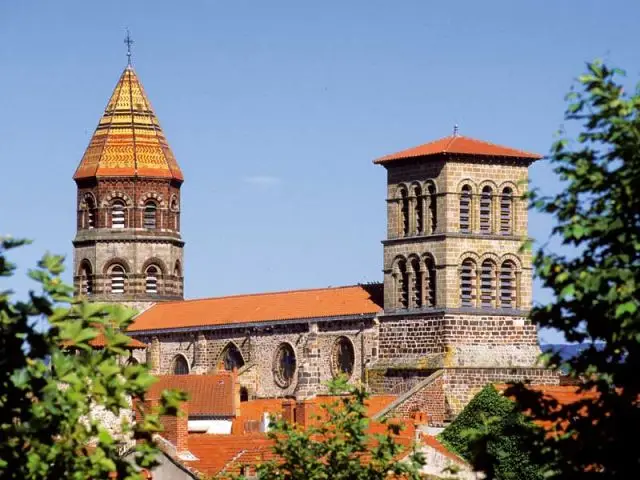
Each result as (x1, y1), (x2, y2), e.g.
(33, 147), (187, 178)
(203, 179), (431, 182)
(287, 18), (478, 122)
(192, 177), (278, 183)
(73, 65), (183, 182)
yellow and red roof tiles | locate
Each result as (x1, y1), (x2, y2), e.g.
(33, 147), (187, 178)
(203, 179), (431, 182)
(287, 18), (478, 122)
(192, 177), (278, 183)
(73, 65), (183, 182)
(374, 134), (541, 164)
(128, 284), (383, 332)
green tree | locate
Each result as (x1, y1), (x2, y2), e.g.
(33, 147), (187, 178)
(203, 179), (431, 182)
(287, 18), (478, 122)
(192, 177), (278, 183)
(438, 385), (546, 480)
(469, 61), (640, 479)
(0, 238), (185, 479)
(245, 377), (425, 480)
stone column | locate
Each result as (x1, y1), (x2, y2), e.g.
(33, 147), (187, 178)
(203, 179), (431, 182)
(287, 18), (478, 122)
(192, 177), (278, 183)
(294, 323), (321, 400)
(147, 336), (161, 374)
(192, 332), (208, 374)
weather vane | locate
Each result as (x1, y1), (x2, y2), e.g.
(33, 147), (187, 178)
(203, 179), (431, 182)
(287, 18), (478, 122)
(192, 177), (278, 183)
(124, 29), (134, 65)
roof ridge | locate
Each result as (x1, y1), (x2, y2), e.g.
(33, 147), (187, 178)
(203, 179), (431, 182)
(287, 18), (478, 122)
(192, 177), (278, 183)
(149, 283), (380, 307)
(461, 134), (540, 157)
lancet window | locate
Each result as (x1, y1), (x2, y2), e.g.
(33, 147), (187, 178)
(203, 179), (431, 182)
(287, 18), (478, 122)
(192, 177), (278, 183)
(171, 355), (189, 375)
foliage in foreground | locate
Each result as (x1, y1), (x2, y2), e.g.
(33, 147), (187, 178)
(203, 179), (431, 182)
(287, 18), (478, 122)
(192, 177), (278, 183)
(0, 238), (185, 479)
(241, 377), (425, 480)
(438, 385), (545, 480)
(466, 61), (640, 479)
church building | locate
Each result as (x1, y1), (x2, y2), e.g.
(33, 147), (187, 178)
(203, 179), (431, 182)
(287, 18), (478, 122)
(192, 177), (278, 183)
(72, 60), (557, 424)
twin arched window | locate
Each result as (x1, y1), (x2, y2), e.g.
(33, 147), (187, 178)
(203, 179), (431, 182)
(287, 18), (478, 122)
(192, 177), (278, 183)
(394, 255), (437, 309)
(459, 186), (514, 235)
(460, 259), (518, 309)
(397, 183), (437, 237)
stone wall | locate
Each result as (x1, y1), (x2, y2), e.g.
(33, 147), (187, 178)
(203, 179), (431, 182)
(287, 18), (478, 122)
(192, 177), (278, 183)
(134, 317), (378, 398)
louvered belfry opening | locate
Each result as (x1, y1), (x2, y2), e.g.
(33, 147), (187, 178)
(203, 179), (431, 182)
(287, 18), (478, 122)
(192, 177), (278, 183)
(110, 265), (126, 294)
(400, 187), (409, 236)
(460, 259), (476, 307)
(460, 185), (472, 232)
(144, 201), (157, 229)
(480, 260), (496, 308)
(500, 187), (513, 234)
(480, 186), (492, 233)
(424, 256), (436, 307)
(500, 261), (516, 308)
(427, 183), (437, 234)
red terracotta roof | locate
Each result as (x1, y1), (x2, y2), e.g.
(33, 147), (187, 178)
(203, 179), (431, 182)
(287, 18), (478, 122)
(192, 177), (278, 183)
(89, 332), (147, 349)
(128, 284), (383, 332)
(420, 434), (467, 464)
(374, 135), (542, 164)
(148, 373), (236, 417)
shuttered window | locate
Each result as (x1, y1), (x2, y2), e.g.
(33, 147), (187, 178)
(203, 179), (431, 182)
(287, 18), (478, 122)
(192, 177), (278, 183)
(500, 188), (513, 234)
(460, 260), (476, 307)
(145, 266), (159, 294)
(144, 202), (157, 229)
(500, 261), (516, 308)
(480, 260), (496, 308)
(111, 201), (125, 228)
(110, 265), (125, 294)
(480, 186), (492, 233)
(427, 184), (437, 234)
(460, 185), (471, 232)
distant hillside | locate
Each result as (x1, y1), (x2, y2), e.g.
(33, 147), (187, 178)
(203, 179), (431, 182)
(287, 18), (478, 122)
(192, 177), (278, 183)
(541, 343), (605, 362)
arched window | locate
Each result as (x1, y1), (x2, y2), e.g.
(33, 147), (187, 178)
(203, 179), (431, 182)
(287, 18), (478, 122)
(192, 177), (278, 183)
(174, 260), (182, 277)
(480, 186), (493, 234)
(500, 261), (517, 308)
(110, 265), (126, 294)
(111, 200), (126, 228)
(145, 265), (159, 294)
(126, 357), (139, 366)
(424, 255), (436, 307)
(273, 343), (296, 388)
(413, 184), (423, 235)
(172, 355), (189, 375)
(480, 260), (497, 308)
(219, 343), (245, 371)
(400, 187), (409, 237)
(240, 387), (249, 402)
(500, 187), (513, 235)
(460, 259), (476, 307)
(427, 183), (437, 234)
(143, 201), (157, 229)
(79, 261), (93, 295)
(410, 257), (422, 308)
(395, 258), (409, 309)
(331, 337), (355, 378)
(459, 185), (472, 233)
(84, 196), (96, 229)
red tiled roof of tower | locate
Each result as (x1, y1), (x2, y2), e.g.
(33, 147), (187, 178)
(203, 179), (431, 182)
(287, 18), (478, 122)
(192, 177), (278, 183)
(128, 284), (383, 332)
(374, 135), (542, 164)
(148, 373), (236, 417)
(73, 65), (183, 182)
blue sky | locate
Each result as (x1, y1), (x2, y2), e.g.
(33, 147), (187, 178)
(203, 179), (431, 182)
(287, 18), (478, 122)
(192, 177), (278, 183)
(0, 1), (637, 343)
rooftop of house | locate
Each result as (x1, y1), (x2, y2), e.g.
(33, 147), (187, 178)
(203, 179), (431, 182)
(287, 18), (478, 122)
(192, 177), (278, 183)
(128, 283), (384, 332)
(374, 134), (542, 165)
(148, 373), (238, 417)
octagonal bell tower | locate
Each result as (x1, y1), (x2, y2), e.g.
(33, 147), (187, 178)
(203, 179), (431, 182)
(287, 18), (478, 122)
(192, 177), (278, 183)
(72, 61), (184, 310)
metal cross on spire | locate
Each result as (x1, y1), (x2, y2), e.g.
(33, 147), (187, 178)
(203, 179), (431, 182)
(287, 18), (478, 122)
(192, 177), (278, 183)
(124, 29), (134, 65)
(453, 124), (459, 136)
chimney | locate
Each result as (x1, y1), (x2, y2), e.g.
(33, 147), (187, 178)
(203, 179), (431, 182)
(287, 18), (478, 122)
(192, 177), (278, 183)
(282, 399), (295, 424)
(233, 368), (241, 418)
(163, 400), (189, 454)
